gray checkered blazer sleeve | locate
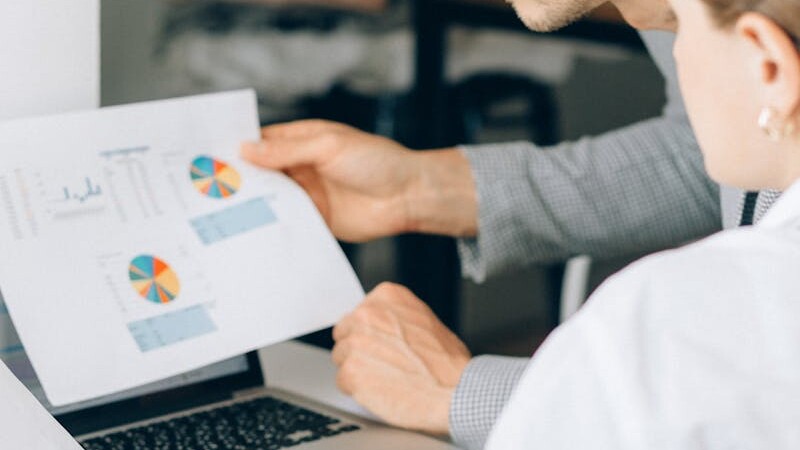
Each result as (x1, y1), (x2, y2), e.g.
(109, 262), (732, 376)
(450, 356), (529, 450)
(456, 31), (721, 283)
(448, 32), (722, 449)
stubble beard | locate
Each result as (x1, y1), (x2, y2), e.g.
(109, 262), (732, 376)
(508, 0), (599, 32)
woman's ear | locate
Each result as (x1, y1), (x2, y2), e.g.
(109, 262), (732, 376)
(735, 12), (800, 119)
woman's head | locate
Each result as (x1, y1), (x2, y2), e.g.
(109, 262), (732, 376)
(671, 0), (800, 190)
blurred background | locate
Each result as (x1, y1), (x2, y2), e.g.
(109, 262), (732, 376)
(102, 0), (665, 357)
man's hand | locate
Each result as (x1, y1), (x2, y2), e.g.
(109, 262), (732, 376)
(241, 120), (416, 242)
(332, 282), (472, 435)
(241, 120), (477, 242)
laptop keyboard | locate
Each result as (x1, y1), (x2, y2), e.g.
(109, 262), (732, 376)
(79, 395), (361, 450)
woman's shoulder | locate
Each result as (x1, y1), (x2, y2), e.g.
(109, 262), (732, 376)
(586, 225), (800, 314)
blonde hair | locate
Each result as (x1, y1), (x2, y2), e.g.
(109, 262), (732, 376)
(701, 0), (800, 42)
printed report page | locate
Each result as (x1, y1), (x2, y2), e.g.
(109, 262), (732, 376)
(0, 90), (364, 406)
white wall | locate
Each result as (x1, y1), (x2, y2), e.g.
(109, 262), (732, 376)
(0, 0), (99, 120)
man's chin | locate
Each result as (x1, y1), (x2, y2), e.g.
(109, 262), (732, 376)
(509, 1), (594, 32)
(518, 12), (584, 32)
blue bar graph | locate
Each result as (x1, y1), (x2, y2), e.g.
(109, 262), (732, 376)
(128, 305), (217, 352)
(190, 197), (277, 245)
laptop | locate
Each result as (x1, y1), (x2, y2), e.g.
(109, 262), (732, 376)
(3, 345), (457, 450)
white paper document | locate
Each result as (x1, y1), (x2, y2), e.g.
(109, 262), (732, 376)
(0, 360), (83, 449)
(0, 91), (364, 406)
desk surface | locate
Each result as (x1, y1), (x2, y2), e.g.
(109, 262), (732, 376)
(258, 340), (382, 423)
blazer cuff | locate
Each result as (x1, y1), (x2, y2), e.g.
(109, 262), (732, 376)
(456, 143), (539, 283)
(450, 355), (530, 450)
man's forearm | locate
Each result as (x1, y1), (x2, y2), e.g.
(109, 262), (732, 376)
(455, 114), (721, 282)
(404, 149), (480, 238)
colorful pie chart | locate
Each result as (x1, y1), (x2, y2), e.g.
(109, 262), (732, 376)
(129, 255), (181, 304)
(190, 156), (241, 199)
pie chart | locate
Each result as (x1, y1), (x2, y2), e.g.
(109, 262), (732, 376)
(128, 255), (181, 304)
(190, 156), (241, 199)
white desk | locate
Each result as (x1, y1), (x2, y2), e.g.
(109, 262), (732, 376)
(258, 340), (382, 422)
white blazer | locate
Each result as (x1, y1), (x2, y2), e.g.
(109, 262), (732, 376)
(486, 181), (800, 449)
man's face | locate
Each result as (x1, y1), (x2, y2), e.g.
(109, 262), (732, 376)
(506, 0), (604, 31)
(507, 0), (676, 32)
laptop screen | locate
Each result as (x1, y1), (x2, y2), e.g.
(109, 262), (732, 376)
(1, 297), (264, 437)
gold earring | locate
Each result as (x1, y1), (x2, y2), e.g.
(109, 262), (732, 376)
(758, 106), (796, 141)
